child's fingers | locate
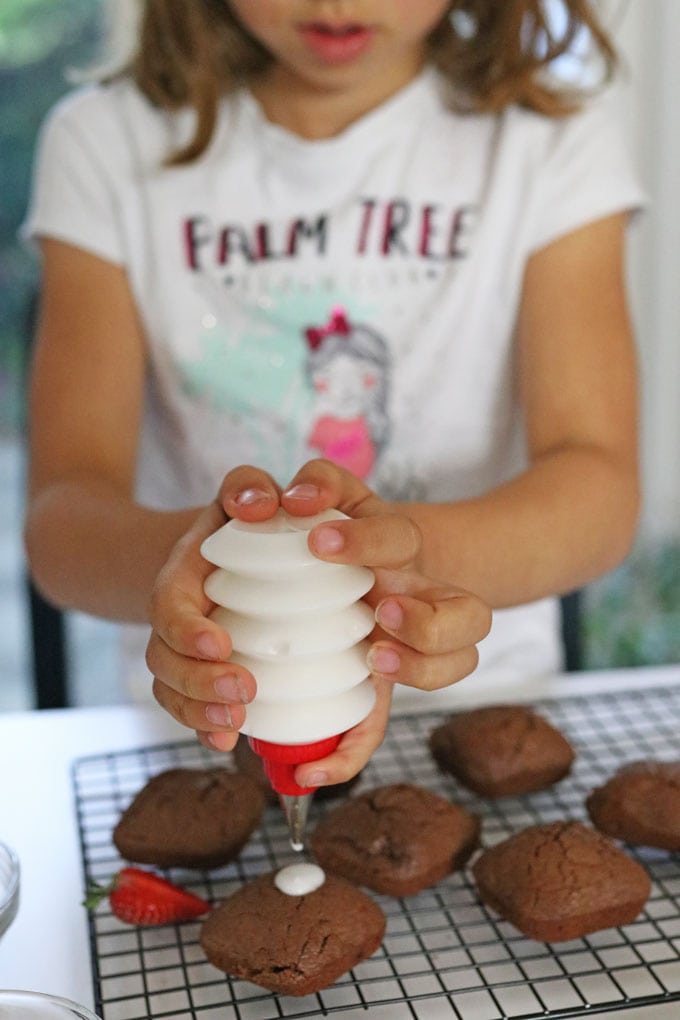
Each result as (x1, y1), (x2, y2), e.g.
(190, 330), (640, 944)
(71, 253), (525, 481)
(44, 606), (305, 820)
(294, 679), (393, 787)
(145, 630), (256, 705)
(219, 465), (281, 521)
(281, 459), (422, 573)
(364, 587), (490, 691)
(147, 582), (233, 668)
(308, 511), (421, 569)
(148, 501), (233, 660)
(282, 458), (385, 519)
(374, 588), (492, 654)
(151, 675), (247, 738)
(367, 639), (480, 692)
(196, 729), (240, 753)
(352, 585), (490, 692)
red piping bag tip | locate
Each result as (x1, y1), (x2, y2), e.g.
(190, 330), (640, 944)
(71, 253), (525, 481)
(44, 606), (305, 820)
(248, 734), (342, 796)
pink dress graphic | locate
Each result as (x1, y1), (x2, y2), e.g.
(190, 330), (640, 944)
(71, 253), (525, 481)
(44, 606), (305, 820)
(308, 415), (376, 479)
(304, 307), (390, 481)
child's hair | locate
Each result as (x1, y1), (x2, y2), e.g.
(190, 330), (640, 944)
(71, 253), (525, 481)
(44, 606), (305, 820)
(109, 0), (618, 164)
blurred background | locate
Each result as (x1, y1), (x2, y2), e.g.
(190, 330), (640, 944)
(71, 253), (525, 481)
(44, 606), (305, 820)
(1, 0), (678, 712)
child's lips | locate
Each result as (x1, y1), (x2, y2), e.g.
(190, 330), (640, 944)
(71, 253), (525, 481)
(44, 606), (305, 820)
(298, 22), (375, 64)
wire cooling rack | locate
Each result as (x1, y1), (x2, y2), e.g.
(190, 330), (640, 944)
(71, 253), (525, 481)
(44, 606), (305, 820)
(73, 684), (680, 1020)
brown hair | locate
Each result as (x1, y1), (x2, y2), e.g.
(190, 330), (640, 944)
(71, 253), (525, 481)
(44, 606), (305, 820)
(118, 0), (617, 164)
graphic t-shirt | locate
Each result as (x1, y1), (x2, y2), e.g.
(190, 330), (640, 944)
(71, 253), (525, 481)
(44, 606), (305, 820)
(24, 69), (643, 699)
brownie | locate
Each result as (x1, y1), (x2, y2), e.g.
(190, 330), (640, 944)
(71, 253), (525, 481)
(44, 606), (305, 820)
(587, 760), (680, 850)
(473, 820), (651, 942)
(311, 783), (480, 896)
(429, 704), (575, 797)
(232, 735), (361, 804)
(200, 870), (385, 996)
(113, 767), (265, 869)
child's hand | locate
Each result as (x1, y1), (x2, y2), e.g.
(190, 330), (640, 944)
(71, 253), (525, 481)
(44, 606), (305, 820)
(144, 518), (245, 752)
(278, 460), (492, 787)
(146, 460), (491, 784)
(146, 466), (283, 754)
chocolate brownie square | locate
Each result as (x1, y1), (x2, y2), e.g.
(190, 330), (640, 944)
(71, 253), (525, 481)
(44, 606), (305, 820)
(429, 704), (575, 797)
(311, 783), (480, 896)
(473, 820), (651, 942)
(200, 869), (385, 996)
(587, 760), (680, 850)
(113, 767), (265, 869)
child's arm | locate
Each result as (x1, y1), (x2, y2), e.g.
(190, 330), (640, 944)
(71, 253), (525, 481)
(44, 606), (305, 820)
(25, 239), (203, 620)
(25, 240), (254, 735)
(396, 211), (640, 606)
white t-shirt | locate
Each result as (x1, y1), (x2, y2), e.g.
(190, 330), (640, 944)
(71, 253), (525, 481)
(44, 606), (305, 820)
(24, 69), (643, 702)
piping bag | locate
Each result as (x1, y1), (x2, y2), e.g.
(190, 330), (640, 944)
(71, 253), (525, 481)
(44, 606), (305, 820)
(200, 508), (376, 851)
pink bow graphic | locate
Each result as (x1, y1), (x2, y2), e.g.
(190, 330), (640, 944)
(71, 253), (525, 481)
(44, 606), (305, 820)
(305, 306), (351, 350)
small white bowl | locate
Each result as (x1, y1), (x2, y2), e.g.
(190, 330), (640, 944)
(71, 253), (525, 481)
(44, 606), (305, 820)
(0, 840), (20, 938)
(0, 990), (102, 1019)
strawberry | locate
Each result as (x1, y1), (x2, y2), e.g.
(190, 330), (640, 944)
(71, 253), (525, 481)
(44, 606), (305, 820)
(84, 867), (210, 926)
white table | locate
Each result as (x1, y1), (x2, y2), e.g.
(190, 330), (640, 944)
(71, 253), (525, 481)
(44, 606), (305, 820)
(0, 664), (679, 1020)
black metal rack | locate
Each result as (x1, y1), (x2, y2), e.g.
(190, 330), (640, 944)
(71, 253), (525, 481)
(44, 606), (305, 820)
(73, 685), (680, 1020)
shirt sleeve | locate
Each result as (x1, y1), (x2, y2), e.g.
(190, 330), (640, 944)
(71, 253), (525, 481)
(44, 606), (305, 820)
(527, 89), (646, 253)
(21, 89), (126, 265)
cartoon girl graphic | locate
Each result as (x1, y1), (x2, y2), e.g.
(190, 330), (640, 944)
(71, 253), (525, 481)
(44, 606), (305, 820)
(304, 306), (390, 481)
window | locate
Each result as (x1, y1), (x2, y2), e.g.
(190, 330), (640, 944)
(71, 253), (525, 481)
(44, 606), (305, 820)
(0, 0), (113, 710)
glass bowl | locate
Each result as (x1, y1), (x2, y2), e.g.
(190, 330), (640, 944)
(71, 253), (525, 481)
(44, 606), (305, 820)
(0, 840), (20, 938)
(0, 991), (102, 1019)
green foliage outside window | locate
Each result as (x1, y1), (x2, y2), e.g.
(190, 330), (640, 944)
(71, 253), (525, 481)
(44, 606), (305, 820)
(0, 0), (103, 433)
(584, 543), (680, 669)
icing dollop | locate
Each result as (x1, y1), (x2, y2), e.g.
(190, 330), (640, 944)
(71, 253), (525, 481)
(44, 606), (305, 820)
(274, 862), (326, 897)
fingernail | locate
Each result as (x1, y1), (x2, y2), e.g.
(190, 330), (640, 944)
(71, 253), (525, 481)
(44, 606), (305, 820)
(312, 526), (344, 554)
(195, 633), (222, 660)
(284, 483), (320, 500)
(367, 646), (401, 675)
(214, 675), (249, 703)
(376, 599), (403, 631)
(206, 703), (233, 726)
(235, 487), (272, 506)
(302, 770), (328, 787)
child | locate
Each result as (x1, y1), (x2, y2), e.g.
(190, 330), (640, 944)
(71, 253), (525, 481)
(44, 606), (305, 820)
(23, 1), (642, 788)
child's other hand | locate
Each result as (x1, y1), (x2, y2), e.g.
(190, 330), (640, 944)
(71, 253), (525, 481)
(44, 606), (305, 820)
(145, 466), (283, 752)
(277, 459), (492, 789)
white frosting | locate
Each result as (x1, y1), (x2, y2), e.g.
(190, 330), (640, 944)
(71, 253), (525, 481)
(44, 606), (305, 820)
(201, 509), (377, 744)
(204, 562), (373, 618)
(201, 508), (349, 577)
(275, 862), (326, 896)
(228, 642), (370, 701)
(240, 677), (376, 743)
(210, 601), (374, 658)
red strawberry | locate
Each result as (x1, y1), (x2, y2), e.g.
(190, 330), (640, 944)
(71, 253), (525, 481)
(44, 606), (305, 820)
(84, 867), (210, 926)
